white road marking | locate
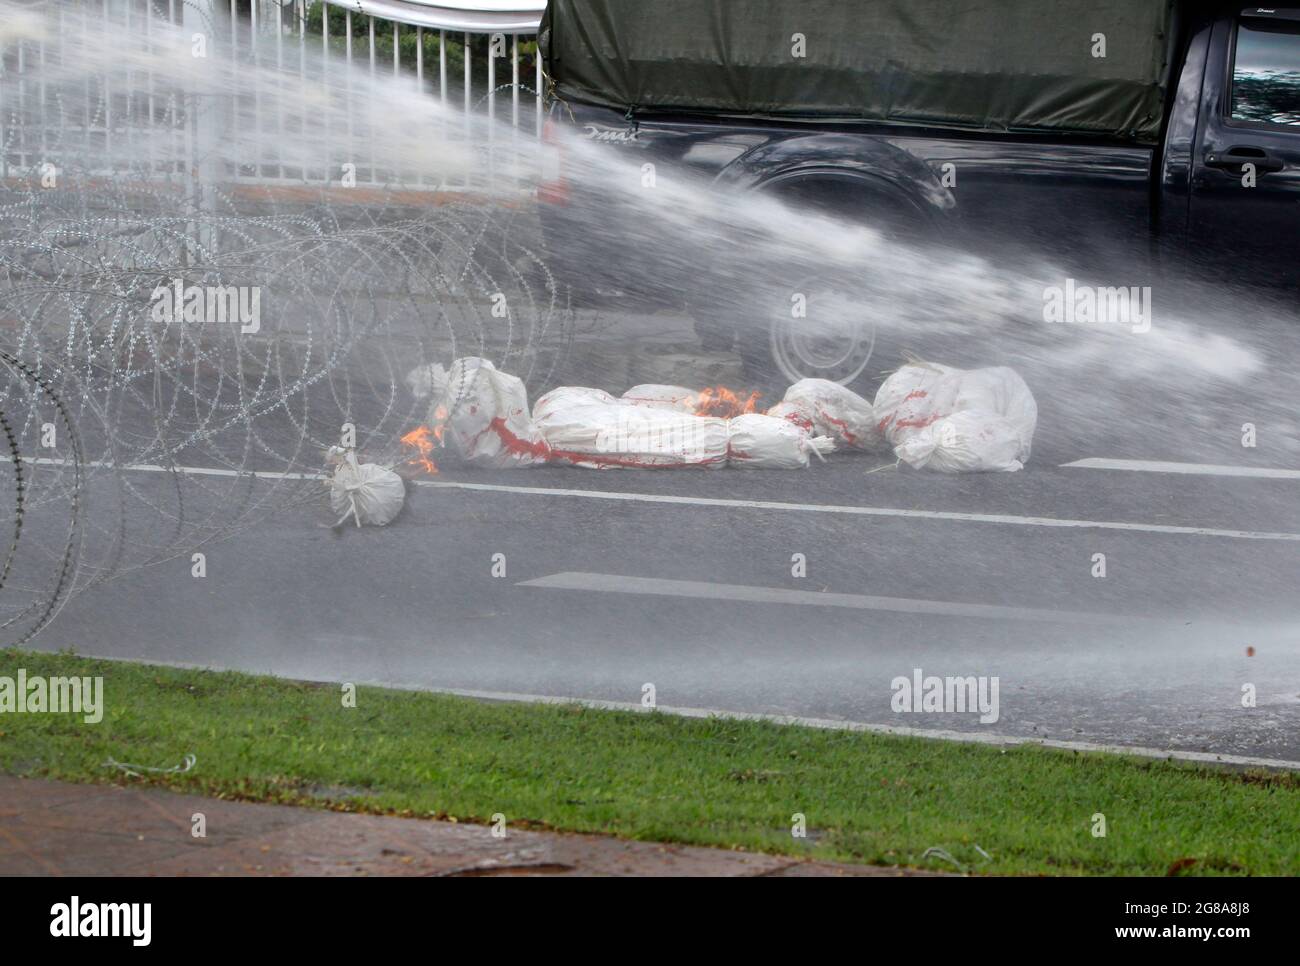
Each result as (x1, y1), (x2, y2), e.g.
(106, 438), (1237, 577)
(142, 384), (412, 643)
(1063, 458), (1300, 480)
(7, 456), (1300, 541)
(518, 571), (1159, 626)
(414, 479), (1300, 542)
(45, 650), (1300, 773)
(1, 455), (325, 481)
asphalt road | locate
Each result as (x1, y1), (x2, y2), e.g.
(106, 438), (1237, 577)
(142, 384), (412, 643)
(17, 368), (1300, 764)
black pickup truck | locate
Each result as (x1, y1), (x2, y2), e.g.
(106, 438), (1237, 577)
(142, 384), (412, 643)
(537, 1), (1300, 384)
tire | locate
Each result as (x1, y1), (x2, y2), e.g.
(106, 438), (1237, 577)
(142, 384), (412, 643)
(737, 177), (924, 386)
(761, 270), (877, 386)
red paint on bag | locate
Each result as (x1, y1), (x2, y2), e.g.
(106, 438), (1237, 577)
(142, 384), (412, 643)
(466, 417), (552, 460)
(480, 416), (726, 468)
(893, 413), (945, 431)
(489, 417), (552, 458)
(816, 407), (858, 444)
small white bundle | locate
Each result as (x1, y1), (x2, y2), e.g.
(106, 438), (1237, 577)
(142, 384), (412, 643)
(327, 447), (406, 527)
(726, 413), (834, 469)
(771, 378), (881, 451)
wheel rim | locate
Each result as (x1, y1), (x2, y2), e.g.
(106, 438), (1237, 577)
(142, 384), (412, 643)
(768, 282), (876, 385)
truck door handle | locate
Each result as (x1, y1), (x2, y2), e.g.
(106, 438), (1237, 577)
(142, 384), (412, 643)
(1205, 146), (1285, 174)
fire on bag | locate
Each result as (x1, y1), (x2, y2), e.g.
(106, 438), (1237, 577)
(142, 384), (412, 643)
(401, 357), (1037, 474)
(535, 384), (834, 469)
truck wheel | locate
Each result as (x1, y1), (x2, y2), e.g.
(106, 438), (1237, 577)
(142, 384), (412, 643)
(739, 179), (924, 386)
(741, 273), (876, 386)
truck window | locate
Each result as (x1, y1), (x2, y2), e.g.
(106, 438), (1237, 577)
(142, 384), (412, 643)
(1231, 19), (1300, 126)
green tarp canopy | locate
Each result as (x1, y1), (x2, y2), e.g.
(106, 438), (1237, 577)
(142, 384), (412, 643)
(540, 0), (1177, 142)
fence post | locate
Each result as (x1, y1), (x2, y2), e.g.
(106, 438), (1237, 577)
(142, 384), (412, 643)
(183, 0), (223, 255)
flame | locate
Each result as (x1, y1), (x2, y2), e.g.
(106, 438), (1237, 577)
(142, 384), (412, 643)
(693, 386), (762, 418)
(400, 405), (449, 475)
(401, 426), (438, 474)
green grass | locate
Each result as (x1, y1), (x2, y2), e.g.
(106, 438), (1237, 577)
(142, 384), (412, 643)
(2, 649), (1298, 875)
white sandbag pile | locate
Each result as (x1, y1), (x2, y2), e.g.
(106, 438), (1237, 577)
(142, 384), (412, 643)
(872, 362), (1038, 472)
(406, 357), (1036, 474)
(326, 446), (406, 526)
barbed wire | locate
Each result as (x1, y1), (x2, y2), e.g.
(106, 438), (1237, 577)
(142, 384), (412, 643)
(0, 158), (573, 645)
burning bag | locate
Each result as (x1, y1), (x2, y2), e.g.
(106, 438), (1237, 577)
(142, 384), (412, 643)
(873, 362), (1037, 472)
(327, 448), (406, 526)
(619, 384), (764, 418)
(401, 365), (858, 472)
(435, 358), (550, 468)
(770, 379), (881, 451)
(726, 413), (835, 469)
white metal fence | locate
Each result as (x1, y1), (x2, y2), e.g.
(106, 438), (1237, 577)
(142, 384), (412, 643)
(0, 0), (546, 192)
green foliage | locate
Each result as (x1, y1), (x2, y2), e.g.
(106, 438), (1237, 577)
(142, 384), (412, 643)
(4, 649), (1297, 875)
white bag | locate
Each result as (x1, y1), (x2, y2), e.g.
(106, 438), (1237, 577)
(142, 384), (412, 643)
(872, 362), (961, 444)
(436, 357), (550, 467)
(892, 410), (1028, 473)
(328, 451), (406, 526)
(533, 386), (618, 423)
(620, 384), (699, 412)
(946, 367), (1038, 459)
(539, 401), (730, 469)
(765, 400), (817, 434)
(726, 413), (834, 469)
(776, 378), (881, 451)
(873, 362), (1037, 472)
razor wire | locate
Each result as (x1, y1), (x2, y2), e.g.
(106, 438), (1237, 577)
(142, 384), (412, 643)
(0, 2), (575, 645)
